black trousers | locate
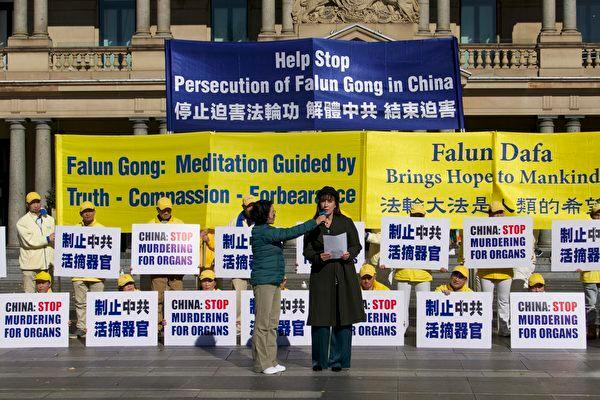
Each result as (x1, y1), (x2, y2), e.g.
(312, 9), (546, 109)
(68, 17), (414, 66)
(311, 325), (353, 369)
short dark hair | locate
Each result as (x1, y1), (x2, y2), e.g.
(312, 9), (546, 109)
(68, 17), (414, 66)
(250, 199), (273, 225)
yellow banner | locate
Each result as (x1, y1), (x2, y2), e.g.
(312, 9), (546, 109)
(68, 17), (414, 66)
(56, 131), (599, 231)
(56, 132), (363, 230)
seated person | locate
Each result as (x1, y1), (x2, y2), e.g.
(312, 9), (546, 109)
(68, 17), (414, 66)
(200, 270), (219, 291)
(435, 266), (472, 294)
(35, 271), (52, 293)
(359, 264), (390, 291)
(118, 274), (138, 292)
(528, 273), (545, 292)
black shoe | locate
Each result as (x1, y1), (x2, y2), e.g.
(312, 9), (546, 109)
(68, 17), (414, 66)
(312, 366), (322, 371)
(331, 366), (342, 372)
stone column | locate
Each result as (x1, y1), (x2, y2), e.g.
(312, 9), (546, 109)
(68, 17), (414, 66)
(562, 0), (578, 33)
(541, 0), (556, 33)
(417, 0), (430, 34)
(157, 118), (168, 134)
(131, 118), (149, 135)
(260, 0), (276, 35)
(7, 120), (26, 247)
(565, 116), (583, 132)
(12, 0), (28, 38)
(135, 0), (151, 37)
(156, 0), (172, 38)
(33, 120), (52, 204)
(537, 116), (556, 133)
(32, 0), (48, 38)
(281, 0), (294, 35)
(435, 0), (451, 35)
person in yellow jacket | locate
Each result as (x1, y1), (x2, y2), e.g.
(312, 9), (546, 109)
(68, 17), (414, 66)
(72, 201), (105, 338)
(118, 274), (138, 292)
(579, 202), (600, 340)
(199, 269), (219, 291)
(199, 229), (215, 290)
(478, 201), (513, 337)
(528, 273), (545, 293)
(149, 197), (185, 334)
(359, 264), (390, 291)
(35, 271), (53, 293)
(435, 266), (472, 294)
(16, 192), (55, 293)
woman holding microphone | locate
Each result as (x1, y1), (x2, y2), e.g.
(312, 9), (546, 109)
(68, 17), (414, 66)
(250, 199), (326, 375)
(303, 186), (365, 372)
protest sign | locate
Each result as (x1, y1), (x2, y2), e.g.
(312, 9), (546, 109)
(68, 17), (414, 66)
(214, 226), (253, 279)
(0, 227), (5, 278)
(166, 38), (464, 132)
(551, 220), (600, 271)
(241, 290), (309, 346)
(510, 292), (585, 349)
(131, 224), (200, 275)
(296, 221), (365, 274)
(86, 291), (158, 347)
(353, 291), (405, 346)
(380, 217), (450, 269)
(53, 226), (120, 278)
(0, 293), (69, 348)
(462, 217), (533, 268)
(164, 290), (236, 346)
(417, 291), (493, 349)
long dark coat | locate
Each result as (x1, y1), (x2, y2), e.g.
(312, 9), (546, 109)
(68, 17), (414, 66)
(303, 213), (366, 327)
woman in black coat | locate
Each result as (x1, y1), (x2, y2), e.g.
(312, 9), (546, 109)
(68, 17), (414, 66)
(303, 186), (365, 372)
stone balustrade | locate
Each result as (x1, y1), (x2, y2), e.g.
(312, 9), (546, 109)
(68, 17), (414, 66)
(582, 45), (599, 68)
(0, 49), (6, 71)
(460, 44), (539, 70)
(49, 47), (132, 72)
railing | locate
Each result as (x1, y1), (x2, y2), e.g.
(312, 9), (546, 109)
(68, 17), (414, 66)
(0, 48), (6, 71)
(49, 47), (132, 72)
(459, 44), (539, 70)
(582, 44), (599, 68)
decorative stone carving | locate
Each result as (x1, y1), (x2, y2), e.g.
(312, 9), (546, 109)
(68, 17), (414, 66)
(292, 0), (419, 24)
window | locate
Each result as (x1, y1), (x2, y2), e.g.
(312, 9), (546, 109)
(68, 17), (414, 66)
(578, 0), (600, 42)
(212, 0), (247, 42)
(0, 2), (12, 47)
(99, 0), (135, 46)
(460, 0), (496, 44)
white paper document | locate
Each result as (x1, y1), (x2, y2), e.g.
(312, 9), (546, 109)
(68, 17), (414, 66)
(324, 233), (347, 259)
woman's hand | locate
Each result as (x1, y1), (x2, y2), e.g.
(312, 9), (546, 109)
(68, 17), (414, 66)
(439, 267), (448, 273)
(320, 252), (332, 261)
(378, 264), (387, 270)
(341, 252), (350, 260)
(315, 214), (327, 225)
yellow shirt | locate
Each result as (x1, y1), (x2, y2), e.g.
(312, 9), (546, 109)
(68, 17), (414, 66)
(201, 232), (215, 269)
(72, 220), (104, 283)
(435, 283), (473, 293)
(394, 269), (432, 282)
(477, 268), (513, 280)
(149, 216), (184, 224)
(581, 270), (600, 284)
(362, 280), (390, 291)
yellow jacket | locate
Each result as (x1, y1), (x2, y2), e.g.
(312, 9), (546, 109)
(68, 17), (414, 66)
(72, 220), (104, 283)
(581, 270), (600, 284)
(16, 212), (55, 271)
(477, 268), (513, 280)
(149, 216), (184, 224)
(362, 280), (390, 291)
(435, 283), (473, 293)
(201, 232), (215, 269)
(394, 269), (433, 282)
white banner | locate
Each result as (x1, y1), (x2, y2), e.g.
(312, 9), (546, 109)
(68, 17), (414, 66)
(417, 291), (493, 349)
(551, 220), (600, 271)
(510, 292), (586, 349)
(214, 226), (253, 279)
(0, 227), (5, 278)
(462, 217), (533, 269)
(164, 290), (236, 346)
(53, 226), (121, 279)
(85, 291), (158, 347)
(380, 217), (450, 270)
(0, 293), (69, 348)
(131, 224), (200, 275)
(241, 290), (309, 346)
(353, 291), (405, 346)
(296, 221), (365, 274)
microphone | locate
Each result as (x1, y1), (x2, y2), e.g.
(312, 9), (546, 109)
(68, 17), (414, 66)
(318, 210), (327, 225)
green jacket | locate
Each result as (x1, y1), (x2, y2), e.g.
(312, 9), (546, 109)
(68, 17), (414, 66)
(250, 219), (317, 286)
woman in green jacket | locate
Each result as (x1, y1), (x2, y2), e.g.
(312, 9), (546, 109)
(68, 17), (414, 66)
(250, 199), (326, 375)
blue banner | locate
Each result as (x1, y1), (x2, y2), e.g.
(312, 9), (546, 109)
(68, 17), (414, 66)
(166, 38), (464, 132)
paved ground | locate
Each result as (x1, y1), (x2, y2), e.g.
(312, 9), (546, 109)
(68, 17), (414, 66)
(1, 333), (599, 400)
